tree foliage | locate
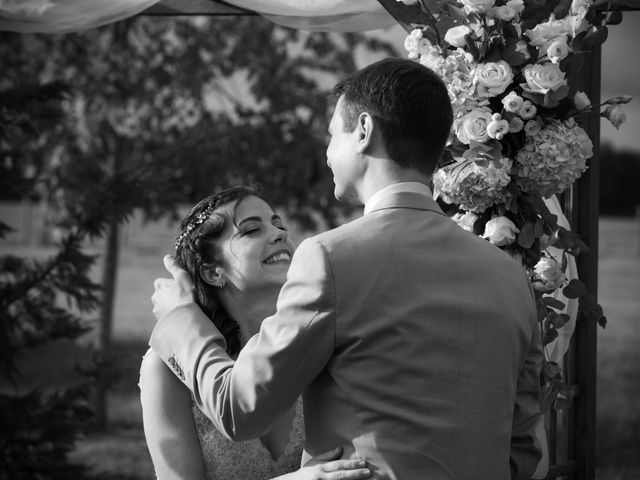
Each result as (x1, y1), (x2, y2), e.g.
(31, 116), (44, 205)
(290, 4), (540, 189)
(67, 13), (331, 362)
(1, 17), (396, 227)
(599, 143), (640, 216)
(0, 80), (102, 480)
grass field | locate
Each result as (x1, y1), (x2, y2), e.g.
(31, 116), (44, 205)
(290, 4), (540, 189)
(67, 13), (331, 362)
(5, 216), (640, 479)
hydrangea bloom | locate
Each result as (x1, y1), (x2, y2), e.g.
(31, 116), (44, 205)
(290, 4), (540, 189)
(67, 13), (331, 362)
(515, 118), (592, 198)
(433, 156), (512, 213)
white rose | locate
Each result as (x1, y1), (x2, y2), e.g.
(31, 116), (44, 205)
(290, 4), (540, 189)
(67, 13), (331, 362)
(487, 116), (510, 140)
(509, 116), (524, 132)
(452, 211), (478, 232)
(526, 19), (572, 49)
(461, 0), (495, 13)
(493, 5), (517, 21)
(573, 91), (591, 110)
(533, 257), (566, 292)
(524, 118), (543, 136)
(502, 91), (524, 113)
(547, 37), (570, 64)
(506, 0), (525, 13)
(603, 105), (627, 129)
(456, 108), (493, 144)
(521, 63), (567, 95)
(482, 216), (519, 246)
(518, 100), (537, 120)
(474, 61), (514, 97)
(444, 25), (472, 48)
(404, 34), (419, 53)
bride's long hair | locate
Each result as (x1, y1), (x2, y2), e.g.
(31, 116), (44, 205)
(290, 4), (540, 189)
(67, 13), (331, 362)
(174, 185), (264, 357)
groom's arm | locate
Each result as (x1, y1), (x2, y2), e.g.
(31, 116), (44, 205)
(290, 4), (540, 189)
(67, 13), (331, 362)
(510, 312), (544, 480)
(150, 237), (335, 441)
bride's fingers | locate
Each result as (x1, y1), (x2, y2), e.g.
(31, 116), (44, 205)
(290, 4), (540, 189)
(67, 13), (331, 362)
(321, 459), (371, 479)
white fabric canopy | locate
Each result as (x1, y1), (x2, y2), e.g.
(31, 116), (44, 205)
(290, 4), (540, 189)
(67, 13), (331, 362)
(0, 0), (396, 33)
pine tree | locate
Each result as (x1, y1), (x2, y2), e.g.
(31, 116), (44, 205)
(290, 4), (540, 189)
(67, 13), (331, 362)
(0, 79), (104, 480)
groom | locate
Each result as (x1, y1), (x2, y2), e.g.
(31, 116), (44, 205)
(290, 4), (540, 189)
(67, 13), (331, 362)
(150, 58), (543, 479)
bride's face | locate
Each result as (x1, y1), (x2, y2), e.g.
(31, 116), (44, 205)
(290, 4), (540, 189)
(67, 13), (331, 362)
(215, 195), (294, 293)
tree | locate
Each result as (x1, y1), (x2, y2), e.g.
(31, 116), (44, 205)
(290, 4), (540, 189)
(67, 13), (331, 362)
(0, 78), (103, 480)
(1, 17), (395, 427)
(599, 143), (640, 216)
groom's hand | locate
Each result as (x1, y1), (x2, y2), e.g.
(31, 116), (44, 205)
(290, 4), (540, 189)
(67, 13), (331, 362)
(151, 255), (195, 322)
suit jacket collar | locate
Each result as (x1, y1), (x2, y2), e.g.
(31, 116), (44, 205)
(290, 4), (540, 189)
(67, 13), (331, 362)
(367, 191), (446, 216)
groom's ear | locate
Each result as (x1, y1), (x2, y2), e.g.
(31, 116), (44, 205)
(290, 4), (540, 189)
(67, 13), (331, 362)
(355, 112), (374, 154)
(199, 264), (224, 287)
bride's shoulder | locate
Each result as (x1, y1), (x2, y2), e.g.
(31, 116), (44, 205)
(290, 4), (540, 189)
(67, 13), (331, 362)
(139, 348), (179, 391)
(140, 348), (163, 375)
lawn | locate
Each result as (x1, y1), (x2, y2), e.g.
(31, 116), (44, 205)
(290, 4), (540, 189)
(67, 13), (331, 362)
(6, 215), (640, 479)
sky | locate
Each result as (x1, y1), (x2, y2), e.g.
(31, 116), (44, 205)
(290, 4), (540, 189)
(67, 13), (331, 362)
(370, 11), (640, 153)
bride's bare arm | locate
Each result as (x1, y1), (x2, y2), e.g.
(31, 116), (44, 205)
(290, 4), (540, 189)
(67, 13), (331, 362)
(140, 348), (207, 480)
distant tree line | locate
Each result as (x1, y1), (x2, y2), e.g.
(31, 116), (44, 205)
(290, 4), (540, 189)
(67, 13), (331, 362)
(599, 143), (640, 216)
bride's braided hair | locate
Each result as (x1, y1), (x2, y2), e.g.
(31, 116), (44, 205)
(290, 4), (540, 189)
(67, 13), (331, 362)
(174, 185), (261, 357)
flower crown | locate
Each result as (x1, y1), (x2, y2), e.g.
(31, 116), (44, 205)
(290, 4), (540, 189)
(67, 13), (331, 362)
(174, 202), (217, 250)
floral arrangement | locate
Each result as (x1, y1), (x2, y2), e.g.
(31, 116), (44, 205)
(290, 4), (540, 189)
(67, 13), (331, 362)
(396, 0), (631, 410)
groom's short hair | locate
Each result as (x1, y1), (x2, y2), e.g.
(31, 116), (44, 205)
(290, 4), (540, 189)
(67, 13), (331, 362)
(332, 57), (453, 175)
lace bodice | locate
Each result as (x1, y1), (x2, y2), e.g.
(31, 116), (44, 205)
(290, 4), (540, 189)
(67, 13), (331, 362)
(191, 398), (305, 480)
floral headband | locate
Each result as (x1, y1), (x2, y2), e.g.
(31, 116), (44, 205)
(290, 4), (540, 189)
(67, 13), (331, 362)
(174, 202), (217, 250)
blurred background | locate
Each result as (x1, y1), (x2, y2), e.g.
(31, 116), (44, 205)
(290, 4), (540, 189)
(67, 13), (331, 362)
(0, 8), (638, 480)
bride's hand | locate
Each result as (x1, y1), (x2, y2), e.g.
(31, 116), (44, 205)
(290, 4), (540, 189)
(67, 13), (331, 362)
(276, 446), (371, 480)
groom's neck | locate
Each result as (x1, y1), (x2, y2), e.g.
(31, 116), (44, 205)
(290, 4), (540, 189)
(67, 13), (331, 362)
(358, 162), (430, 205)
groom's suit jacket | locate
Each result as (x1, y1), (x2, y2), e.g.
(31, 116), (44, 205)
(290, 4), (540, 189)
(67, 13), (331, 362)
(150, 192), (543, 480)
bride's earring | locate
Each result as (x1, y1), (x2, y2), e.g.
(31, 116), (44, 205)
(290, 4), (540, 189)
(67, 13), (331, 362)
(216, 280), (226, 289)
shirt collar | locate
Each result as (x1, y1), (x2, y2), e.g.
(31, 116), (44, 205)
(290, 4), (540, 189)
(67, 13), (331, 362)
(363, 182), (433, 215)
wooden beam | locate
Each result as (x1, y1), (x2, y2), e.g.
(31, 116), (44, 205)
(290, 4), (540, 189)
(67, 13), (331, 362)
(142, 0), (256, 16)
(566, 40), (601, 480)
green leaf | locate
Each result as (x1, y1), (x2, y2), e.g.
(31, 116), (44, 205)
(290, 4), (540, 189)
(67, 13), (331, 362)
(548, 312), (571, 329)
(447, 3), (468, 23)
(500, 37), (532, 67)
(553, 381), (579, 410)
(542, 296), (566, 311)
(553, 0), (572, 19)
(584, 25), (609, 46)
(517, 222), (537, 248)
(562, 279), (589, 299)
(549, 227), (590, 255)
(465, 35), (481, 61)
(543, 326), (559, 346)
(605, 10), (623, 26)
(579, 293), (607, 328)
(534, 219), (544, 237)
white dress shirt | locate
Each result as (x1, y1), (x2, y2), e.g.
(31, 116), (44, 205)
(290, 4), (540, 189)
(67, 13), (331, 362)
(363, 182), (433, 215)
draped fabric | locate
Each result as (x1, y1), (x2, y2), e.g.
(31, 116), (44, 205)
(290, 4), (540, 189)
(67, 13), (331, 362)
(0, 0), (161, 33)
(0, 0), (396, 33)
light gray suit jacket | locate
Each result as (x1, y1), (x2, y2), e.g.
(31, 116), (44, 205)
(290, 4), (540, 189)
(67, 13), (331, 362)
(150, 192), (543, 480)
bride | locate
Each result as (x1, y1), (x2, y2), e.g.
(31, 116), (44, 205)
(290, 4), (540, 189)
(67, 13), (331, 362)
(139, 185), (371, 480)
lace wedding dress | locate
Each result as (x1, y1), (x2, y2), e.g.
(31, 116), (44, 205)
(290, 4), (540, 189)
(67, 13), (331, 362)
(191, 398), (305, 479)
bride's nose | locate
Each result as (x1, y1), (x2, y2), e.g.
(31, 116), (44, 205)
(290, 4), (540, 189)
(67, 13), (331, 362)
(269, 227), (288, 244)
